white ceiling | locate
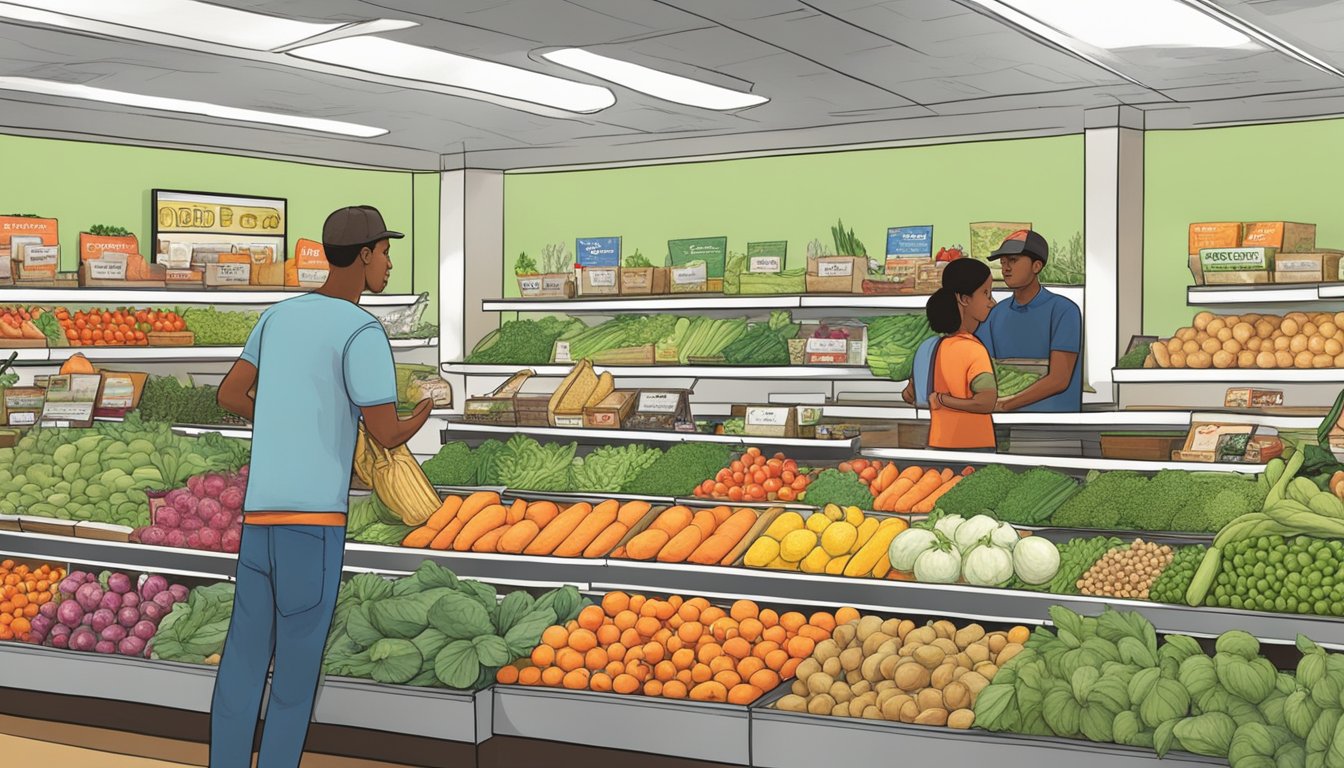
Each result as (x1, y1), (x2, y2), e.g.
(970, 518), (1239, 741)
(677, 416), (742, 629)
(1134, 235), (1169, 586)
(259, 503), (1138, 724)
(0, 0), (1341, 170)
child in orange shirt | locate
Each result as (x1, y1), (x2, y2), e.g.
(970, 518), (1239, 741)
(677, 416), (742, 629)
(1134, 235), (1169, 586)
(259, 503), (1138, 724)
(903, 259), (999, 450)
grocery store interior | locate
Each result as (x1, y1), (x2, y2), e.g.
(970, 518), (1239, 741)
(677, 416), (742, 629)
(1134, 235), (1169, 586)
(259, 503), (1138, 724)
(3, 1), (1344, 766)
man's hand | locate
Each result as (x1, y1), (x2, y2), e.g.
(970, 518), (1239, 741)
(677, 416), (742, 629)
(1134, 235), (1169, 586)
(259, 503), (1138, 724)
(410, 398), (433, 419)
(995, 397), (1013, 412)
(361, 401), (433, 449)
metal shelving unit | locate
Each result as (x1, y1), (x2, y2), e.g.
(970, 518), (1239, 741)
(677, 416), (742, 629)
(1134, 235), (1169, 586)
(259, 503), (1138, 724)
(0, 289), (421, 306)
(861, 446), (1261, 474)
(438, 418), (859, 454)
(482, 286), (1084, 313)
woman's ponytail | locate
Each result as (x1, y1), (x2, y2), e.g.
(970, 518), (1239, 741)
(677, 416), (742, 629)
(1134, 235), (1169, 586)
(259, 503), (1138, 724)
(926, 288), (960, 333)
(925, 258), (992, 334)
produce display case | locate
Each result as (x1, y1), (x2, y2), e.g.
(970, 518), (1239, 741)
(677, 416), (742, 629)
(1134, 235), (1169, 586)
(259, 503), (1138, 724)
(314, 676), (493, 744)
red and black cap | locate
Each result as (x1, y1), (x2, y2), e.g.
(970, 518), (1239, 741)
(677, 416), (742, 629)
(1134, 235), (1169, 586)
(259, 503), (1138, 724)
(989, 229), (1048, 263)
(322, 205), (404, 248)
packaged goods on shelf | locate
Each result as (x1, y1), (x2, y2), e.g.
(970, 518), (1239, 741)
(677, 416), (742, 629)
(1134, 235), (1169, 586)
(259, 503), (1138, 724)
(579, 265), (620, 296)
(1225, 388), (1285, 409)
(1188, 222), (1243, 254)
(517, 272), (576, 299)
(1190, 247), (1275, 285)
(1274, 251), (1343, 283)
(801, 321), (866, 365)
(624, 389), (693, 432)
(584, 389), (636, 429)
(806, 255), (866, 293)
(464, 370), (533, 426)
(724, 251), (805, 295)
(618, 265), (669, 295)
(1242, 221), (1317, 252)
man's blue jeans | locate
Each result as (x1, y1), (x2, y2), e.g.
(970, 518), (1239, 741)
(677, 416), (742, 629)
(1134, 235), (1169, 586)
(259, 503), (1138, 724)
(209, 524), (344, 768)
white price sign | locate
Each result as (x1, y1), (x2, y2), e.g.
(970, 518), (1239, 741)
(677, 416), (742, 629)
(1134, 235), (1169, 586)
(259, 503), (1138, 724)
(209, 263), (251, 284)
(746, 407), (789, 427)
(637, 392), (679, 413)
(818, 260), (854, 277)
(23, 245), (58, 267)
(671, 265), (706, 284)
(748, 256), (781, 273)
(553, 341), (572, 364)
(588, 267), (617, 287)
(806, 338), (848, 354)
(89, 258), (127, 280)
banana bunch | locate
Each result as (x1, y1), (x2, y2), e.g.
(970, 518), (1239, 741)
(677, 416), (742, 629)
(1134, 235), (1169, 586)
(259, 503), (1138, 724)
(361, 427), (439, 526)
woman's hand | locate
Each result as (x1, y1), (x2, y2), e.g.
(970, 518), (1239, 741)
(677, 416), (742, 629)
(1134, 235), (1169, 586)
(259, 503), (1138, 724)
(929, 392), (943, 411)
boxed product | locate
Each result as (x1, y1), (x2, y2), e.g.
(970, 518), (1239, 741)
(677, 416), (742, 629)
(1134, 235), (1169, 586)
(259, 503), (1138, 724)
(1225, 387), (1285, 409)
(247, 243), (284, 286)
(806, 256), (866, 293)
(801, 322), (867, 365)
(518, 273), (576, 298)
(1100, 433), (1186, 461)
(580, 265), (620, 296)
(584, 390), (637, 429)
(1274, 251), (1343, 284)
(288, 238), (329, 288)
(407, 371), (453, 409)
(745, 241), (787, 274)
(668, 237), (727, 281)
(94, 370), (148, 419)
(548, 360), (610, 428)
(737, 404), (798, 438)
(204, 258), (252, 288)
(514, 395), (551, 428)
(879, 258), (923, 292)
(463, 370), (532, 426)
(885, 226), (933, 274)
(3, 386), (44, 427)
(624, 389), (693, 432)
(668, 261), (708, 293)
(1190, 247), (1275, 285)
(40, 373), (103, 427)
(2, 215), (59, 281)
(619, 267), (669, 295)
(1180, 421), (1255, 463)
(914, 262), (947, 294)
(1188, 222), (1242, 254)
(1243, 436), (1284, 464)
(814, 423), (862, 441)
(1242, 221), (1316, 253)
(14, 243), (59, 281)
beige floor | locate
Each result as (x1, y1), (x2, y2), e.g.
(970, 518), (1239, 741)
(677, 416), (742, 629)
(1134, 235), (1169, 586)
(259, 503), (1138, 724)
(1, 732), (195, 767)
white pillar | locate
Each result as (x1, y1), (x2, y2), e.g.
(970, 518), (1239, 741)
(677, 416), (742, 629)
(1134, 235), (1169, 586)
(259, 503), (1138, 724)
(439, 167), (505, 412)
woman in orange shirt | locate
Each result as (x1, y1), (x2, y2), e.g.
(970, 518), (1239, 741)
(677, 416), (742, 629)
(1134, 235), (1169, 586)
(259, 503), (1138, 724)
(904, 258), (999, 450)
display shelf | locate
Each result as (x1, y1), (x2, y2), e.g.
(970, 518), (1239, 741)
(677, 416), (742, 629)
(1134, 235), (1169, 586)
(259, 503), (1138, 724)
(861, 447), (1260, 474)
(749, 686), (1222, 768)
(0, 642), (218, 712)
(442, 363), (875, 380)
(342, 543), (598, 590)
(0, 288), (421, 307)
(0, 530), (238, 579)
(1319, 285), (1344, 300)
(10, 341), (432, 364)
(491, 685), (752, 765)
(482, 287), (1084, 313)
(1187, 284), (1322, 305)
(170, 424), (253, 439)
(314, 677), (492, 743)
(438, 419), (859, 453)
(390, 337), (438, 348)
(1114, 367), (1344, 383)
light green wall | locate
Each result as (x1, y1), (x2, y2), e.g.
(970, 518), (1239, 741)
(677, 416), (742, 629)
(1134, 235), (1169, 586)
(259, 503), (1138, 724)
(0, 134), (436, 307)
(1144, 119), (1344, 334)
(503, 135), (1084, 298)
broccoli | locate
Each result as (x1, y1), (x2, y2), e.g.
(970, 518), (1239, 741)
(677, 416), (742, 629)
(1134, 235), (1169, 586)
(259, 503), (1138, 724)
(421, 442), (477, 487)
(802, 469), (874, 510)
(936, 464), (1018, 518)
(623, 443), (734, 497)
(1171, 487), (1256, 533)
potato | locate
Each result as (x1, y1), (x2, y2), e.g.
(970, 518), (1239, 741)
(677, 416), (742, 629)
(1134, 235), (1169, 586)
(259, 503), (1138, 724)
(814, 639), (840, 662)
(951, 666), (970, 681)
(829, 681), (854, 704)
(894, 663), (931, 691)
(807, 694), (836, 716)
(931, 638), (959, 656)
(899, 700), (920, 723)
(986, 633), (1007, 654)
(948, 709), (976, 730)
(876, 639), (899, 657)
(898, 644), (916, 658)
(851, 679), (872, 696)
(1256, 351), (1277, 369)
(1246, 336), (1262, 352)
(974, 662), (999, 681)
(1232, 322), (1254, 344)
(848, 696), (868, 718)
(1212, 350), (1234, 369)
(862, 654), (885, 682)
(1206, 317), (1226, 334)
(881, 694), (910, 720)
(832, 624), (857, 648)
(1315, 354), (1334, 369)
(851, 691), (877, 711)
(1291, 334), (1310, 354)
(1327, 339), (1343, 357)
(862, 706), (884, 721)
(1310, 335), (1328, 355)
(1336, 353), (1344, 367)
(776, 694), (808, 712)
(876, 688), (899, 708)
(1177, 326), (1197, 341)
(905, 626), (935, 646)
(942, 680), (971, 710)
(959, 671), (990, 695)
(1237, 350), (1257, 368)
(1188, 351), (1212, 369)
(1194, 312), (1214, 330)
(808, 672), (835, 695)
(1305, 322), (1320, 337)
(1296, 350), (1315, 369)
(1273, 335), (1291, 351)
(1182, 339), (1200, 355)
(880, 618), (903, 637)
(1170, 350), (1188, 368)
(915, 708), (949, 726)
(1276, 350), (1294, 368)
(1287, 311), (1309, 324)
(856, 615), (884, 642)
(914, 645), (946, 669)
(953, 624), (985, 648)
(930, 661), (958, 689)
(840, 647), (864, 672)
(1322, 322), (1339, 338)
(965, 643), (990, 665)
(875, 680), (897, 693)
(1282, 318), (1300, 336)
(931, 620), (957, 640)
(892, 619), (914, 640)
(832, 703), (849, 717)
(863, 632), (894, 657)
(879, 654), (902, 679)
(796, 658), (821, 680)
(996, 643), (1025, 666)
(916, 688), (944, 712)
(792, 679), (809, 696)
(822, 656), (842, 678)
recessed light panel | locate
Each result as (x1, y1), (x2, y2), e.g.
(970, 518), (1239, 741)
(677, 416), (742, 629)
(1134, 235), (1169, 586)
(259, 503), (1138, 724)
(543, 48), (769, 110)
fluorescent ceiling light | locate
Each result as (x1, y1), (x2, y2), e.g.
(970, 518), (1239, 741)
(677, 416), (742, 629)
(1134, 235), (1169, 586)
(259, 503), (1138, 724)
(543, 48), (768, 110)
(990, 0), (1253, 49)
(288, 37), (616, 113)
(2, 0), (415, 51)
(0, 76), (387, 137)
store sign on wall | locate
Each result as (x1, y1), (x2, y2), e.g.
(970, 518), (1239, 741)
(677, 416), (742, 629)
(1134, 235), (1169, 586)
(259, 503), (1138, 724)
(576, 237), (621, 268)
(668, 236), (728, 278)
(746, 241), (787, 273)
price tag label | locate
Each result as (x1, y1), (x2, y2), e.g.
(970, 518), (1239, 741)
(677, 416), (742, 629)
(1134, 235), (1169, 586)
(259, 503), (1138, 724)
(166, 243), (193, 269)
(672, 265), (706, 284)
(298, 268), (327, 283)
(518, 277), (542, 294)
(806, 338), (848, 354)
(41, 402), (94, 422)
(8, 411), (36, 426)
(208, 263), (251, 285)
(795, 406), (822, 426)
(818, 260), (854, 277)
(166, 269), (199, 282)
(588, 267), (618, 287)
(553, 341), (572, 364)
(553, 414), (584, 429)
(638, 392), (679, 413)
(746, 407), (789, 427)
(23, 245), (58, 267)
(89, 258), (127, 280)
(748, 256), (782, 273)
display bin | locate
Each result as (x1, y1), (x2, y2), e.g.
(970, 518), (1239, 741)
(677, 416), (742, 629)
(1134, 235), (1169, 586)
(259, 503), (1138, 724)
(748, 685), (1224, 768)
(0, 643), (219, 712)
(343, 543), (599, 590)
(313, 676), (492, 743)
(491, 685), (752, 764)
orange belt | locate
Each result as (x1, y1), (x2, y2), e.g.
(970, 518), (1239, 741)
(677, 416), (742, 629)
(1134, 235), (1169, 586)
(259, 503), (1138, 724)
(243, 512), (347, 527)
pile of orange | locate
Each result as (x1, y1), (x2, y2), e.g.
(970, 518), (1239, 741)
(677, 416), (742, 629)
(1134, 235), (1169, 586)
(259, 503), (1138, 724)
(56, 306), (185, 347)
(0, 559), (63, 643)
(693, 447), (811, 503)
(498, 591), (856, 705)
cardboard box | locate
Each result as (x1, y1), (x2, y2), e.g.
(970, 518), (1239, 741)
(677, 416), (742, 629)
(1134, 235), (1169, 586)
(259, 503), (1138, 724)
(624, 389), (693, 432)
(882, 257), (925, 290)
(514, 395), (551, 428)
(668, 262), (708, 293)
(463, 370), (532, 426)
(579, 265), (620, 296)
(1182, 421), (1255, 462)
(1274, 251), (1343, 284)
(289, 239), (329, 288)
(1225, 388), (1284, 409)
(801, 322), (867, 365)
(1188, 222), (1242, 254)
(620, 267), (669, 295)
(517, 273), (575, 299)
(1243, 222), (1316, 253)
(1191, 248), (1275, 285)
(584, 390), (637, 429)
(668, 237), (727, 279)
(1244, 436), (1284, 464)
(806, 256), (866, 293)
(915, 262), (947, 294)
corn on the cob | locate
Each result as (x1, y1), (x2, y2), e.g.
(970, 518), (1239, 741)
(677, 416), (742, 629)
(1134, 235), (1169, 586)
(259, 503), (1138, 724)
(353, 423), (375, 487)
(368, 438), (440, 525)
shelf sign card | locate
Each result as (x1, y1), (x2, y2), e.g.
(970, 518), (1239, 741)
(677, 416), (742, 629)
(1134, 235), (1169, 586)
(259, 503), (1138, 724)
(88, 254), (128, 281)
(205, 262), (251, 286)
(886, 226), (933, 274)
(576, 237), (621, 269)
(746, 241), (787, 273)
(637, 391), (680, 413)
(668, 237), (728, 278)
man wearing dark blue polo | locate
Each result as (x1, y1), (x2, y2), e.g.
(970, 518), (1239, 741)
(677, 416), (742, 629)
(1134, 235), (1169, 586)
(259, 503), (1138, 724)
(975, 230), (1082, 412)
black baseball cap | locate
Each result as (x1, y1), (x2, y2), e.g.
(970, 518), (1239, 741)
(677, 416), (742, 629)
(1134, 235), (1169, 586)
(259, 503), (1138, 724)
(322, 206), (403, 247)
(989, 229), (1048, 263)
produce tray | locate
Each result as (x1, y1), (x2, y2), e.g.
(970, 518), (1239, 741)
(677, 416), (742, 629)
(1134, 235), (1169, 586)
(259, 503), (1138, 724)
(1018, 525), (1214, 546)
(343, 543), (598, 590)
(748, 685), (1224, 768)
(0, 643), (220, 712)
(0, 529), (240, 578)
(313, 676), (491, 743)
(491, 685), (751, 764)
(502, 488), (676, 507)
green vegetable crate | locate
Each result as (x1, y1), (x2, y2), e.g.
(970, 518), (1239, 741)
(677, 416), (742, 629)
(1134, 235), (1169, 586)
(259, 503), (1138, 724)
(806, 256), (866, 293)
(516, 273), (575, 299)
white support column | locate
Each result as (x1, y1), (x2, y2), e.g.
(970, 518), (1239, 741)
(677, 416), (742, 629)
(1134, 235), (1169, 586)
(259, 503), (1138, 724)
(439, 167), (505, 413)
(1083, 106), (1146, 403)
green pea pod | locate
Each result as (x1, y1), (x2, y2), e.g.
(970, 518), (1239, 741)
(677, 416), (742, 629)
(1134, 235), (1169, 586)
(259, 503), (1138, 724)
(1186, 546), (1223, 607)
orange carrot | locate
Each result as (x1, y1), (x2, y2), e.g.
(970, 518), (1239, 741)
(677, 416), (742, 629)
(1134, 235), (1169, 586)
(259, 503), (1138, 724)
(424, 495), (464, 532)
(893, 469), (945, 513)
(429, 517), (467, 550)
(912, 475), (962, 514)
(874, 478), (915, 511)
(940, 468), (954, 483)
(402, 526), (437, 549)
(872, 464), (899, 494)
(505, 498), (529, 525)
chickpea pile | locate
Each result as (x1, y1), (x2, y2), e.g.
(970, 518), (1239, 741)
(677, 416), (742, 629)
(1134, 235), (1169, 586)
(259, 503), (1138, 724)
(1148, 311), (1344, 370)
(1077, 539), (1174, 599)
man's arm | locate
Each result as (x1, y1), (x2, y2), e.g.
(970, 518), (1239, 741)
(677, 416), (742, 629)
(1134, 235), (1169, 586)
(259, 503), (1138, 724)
(217, 360), (257, 421)
(901, 380), (915, 405)
(997, 349), (1078, 411)
(361, 401), (432, 450)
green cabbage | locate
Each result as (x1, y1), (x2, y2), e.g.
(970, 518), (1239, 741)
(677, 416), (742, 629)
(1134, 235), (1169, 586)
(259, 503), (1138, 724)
(1174, 712), (1237, 756)
(369, 638), (422, 685)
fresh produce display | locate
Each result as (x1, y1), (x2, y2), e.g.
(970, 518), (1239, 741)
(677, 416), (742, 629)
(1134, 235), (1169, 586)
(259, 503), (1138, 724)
(137, 375), (247, 427)
(723, 254), (805, 295)
(1075, 539), (1175, 600)
(933, 464), (1075, 524)
(346, 492), (415, 546)
(886, 514), (1061, 587)
(466, 316), (584, 365)
(1009, 535), (1123, 595)
(869, 465), (969, 513)
(0, 305), (49, 343)
(564, 314), (680, 361)
(181, 307), (259, 346)
(0, 559), (62, 642)
(720, 312), (797, 366)
(974, 605), (1327, 768)
(499, 593), (840, 704)
(658, 316), (749, 363)
(865, 314), (935, 381)
(0, 416), (250, 526)
(325, 561), (590, 689)
(613, 504), (761, 564)
(490, 434), (578, 492)
(624, 443), (734, 498)
(420, 441), (478, 487)
(692, 447), (810, 503)
(805, 467), (879, 510)
(1148, 545), (1207, 605)
(773, 612), (1031, 729)
(29, 569), (187, 657)
(58, 307), (186, 347)
(992, 361), (1041, 398)
(1051, 469), (1264, 533)
(1117, 342), (1152, 369)
(568, 444), (662, 493)
(353, 424), (440, 525)
(131, 468), (247, 553)
(148, 582), (234, 665)
(401, 492), (654, 559)
(1147, 310), (1344, 369)
(743, 506), (908, 578)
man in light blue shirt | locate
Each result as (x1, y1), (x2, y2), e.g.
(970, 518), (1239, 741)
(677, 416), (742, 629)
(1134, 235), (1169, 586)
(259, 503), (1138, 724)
(976, 229), (1083, 412)
(209, 206), (431, 768)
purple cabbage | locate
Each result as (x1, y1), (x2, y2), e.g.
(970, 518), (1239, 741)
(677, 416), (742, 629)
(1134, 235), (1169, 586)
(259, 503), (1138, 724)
(117, 606), (140, 628)
(58, 599), (86, 629)
(168, 584), (189, 603)
(90, 608), (116, 633)
(131, 620), (157, 641)
(58, 574), (83, 595)
(99, 590), (123, 613)
(30, 614), (52, 638)
(140, 574), (168, 601)
(69, 626), (97, 652)
(153, 591), (177, 610)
